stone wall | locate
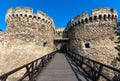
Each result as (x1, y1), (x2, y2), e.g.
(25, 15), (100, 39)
(65, 8), (118, 66)
(0, 7), (55, 76)
(55, 27), (65, 39)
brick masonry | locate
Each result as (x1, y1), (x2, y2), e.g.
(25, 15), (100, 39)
(0, 7), (55, 77)
(64, 8), (119, 66)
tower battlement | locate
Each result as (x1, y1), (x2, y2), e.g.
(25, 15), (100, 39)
(5, 7), (55, 48)
(66, 8), (118, 31)
(6, 7), (55, 29)
(65, 8), (118, 66)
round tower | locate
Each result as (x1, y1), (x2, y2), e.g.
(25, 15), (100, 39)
(5, 7), (55, 49)
(65, 8), (118, 65)
(0, 7), (57, 78)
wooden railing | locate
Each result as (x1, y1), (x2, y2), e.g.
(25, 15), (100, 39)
(67, 52), (120, 81)
(0, 51), (56, 81)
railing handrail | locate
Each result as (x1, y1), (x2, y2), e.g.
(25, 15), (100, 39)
(0, 51), (56, 81)
(78, 53), (120, 73)
(67, 52), (120, 81)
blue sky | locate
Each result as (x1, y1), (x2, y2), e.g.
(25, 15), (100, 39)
(0, 0), (120, 32)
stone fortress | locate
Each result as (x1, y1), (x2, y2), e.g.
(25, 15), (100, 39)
(0, 7), (55, 74)
(55, 27), (65, 39)
(6, 7), (55, 47)
(0, 7), (119, 76)
(64, 8), (119, 66)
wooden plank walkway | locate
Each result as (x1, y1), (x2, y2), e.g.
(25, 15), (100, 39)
(35, 52), (78, 81)
(65, 55), (92, 81)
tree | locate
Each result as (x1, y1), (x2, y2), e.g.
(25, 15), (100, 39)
(115, 45), (120, 61)
(117, 21), (120, 36)
(115, 20), (120, 62)
(0, 29), (2, 31)
(111, 21), (120, 67)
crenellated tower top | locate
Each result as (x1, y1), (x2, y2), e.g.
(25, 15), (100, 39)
(5, 7), (55, 29)
(66, 8), (118, 31)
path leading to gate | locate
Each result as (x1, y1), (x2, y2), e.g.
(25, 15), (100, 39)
(35, 52), (77, 81)
(0, 52), (119, 81)
(35, 52), (91, 81)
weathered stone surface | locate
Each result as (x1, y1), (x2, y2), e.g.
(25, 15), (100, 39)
(0, 7), (55, 76)
(65, 8), (118, 66)
(55, 28), (65, 39)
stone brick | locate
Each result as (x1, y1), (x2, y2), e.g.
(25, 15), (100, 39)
(65, 8), (118, 67)
(0, 7), (55, 76)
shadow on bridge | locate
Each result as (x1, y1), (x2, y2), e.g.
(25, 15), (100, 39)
(52, 50), (92, 81)
(65, 54), (92, 81)
(66, 52), (120, 81)
(57, 50), (93, 81)
(35, 51), (78, 81)
(0, 50), (120, 81)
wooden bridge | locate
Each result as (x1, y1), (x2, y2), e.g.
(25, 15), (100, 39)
(0, 51), (120, 81)
(35, 52), (78, 81)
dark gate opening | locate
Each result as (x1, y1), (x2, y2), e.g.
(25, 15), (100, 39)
(54, 38), (69, 53)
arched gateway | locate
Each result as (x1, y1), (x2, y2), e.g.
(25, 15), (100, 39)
(54, 38), (69, 52)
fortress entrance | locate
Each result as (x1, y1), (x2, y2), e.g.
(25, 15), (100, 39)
(54, 38), (69, 52)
